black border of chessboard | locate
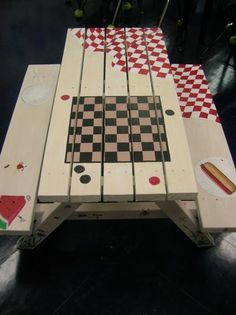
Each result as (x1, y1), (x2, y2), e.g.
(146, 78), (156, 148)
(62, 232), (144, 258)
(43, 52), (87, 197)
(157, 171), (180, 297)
(64, 96), (171, 163)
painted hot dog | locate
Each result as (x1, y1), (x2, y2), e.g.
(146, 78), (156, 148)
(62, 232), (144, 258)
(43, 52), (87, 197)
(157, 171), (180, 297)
(200, 162), (236, 195)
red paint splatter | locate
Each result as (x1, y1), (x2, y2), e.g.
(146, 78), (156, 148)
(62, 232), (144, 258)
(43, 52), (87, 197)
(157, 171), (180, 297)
(17, 163), (24, 170)
(61, 95), (70, 101)
(149, 176), (160, 185)
(0, 196), (26, 226)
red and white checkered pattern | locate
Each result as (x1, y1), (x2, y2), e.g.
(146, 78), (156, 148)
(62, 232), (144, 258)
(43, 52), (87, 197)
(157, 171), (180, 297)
(72, 28), (172, 78)
(145, 28), (172, 78)
(73, 28), (104, 52)
(126, 28), (149, 75)
(106, 28), (127, 72)
(171, 64), (220, 123)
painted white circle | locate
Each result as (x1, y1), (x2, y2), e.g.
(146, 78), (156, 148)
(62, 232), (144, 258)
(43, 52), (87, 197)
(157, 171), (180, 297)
(21, 84), (52, 105)
(195, 157), (236, 198)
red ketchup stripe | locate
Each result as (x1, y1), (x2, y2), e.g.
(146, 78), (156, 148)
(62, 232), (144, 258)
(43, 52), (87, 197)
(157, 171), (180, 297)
(200, 164), (232, 195)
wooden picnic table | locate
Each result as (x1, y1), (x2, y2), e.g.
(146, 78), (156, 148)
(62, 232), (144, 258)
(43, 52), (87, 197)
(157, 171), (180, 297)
(0, 28), (235, 249)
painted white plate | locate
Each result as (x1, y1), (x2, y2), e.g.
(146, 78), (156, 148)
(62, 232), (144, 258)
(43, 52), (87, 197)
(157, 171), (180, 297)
(21, 84), (52, 105)
(195, 157), (236, 199)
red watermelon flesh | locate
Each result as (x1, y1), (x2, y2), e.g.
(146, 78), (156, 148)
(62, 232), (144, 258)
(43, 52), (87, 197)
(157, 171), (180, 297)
(0, 195), (26, 226)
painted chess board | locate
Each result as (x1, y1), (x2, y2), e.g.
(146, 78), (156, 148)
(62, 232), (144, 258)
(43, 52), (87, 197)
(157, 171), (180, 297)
(65, 95), (170, 164)
(38, 27), (197, 203)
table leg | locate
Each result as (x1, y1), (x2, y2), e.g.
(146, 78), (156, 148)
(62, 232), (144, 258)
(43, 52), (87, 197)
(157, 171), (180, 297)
(17, 202), (80, 250)
(155, 200), (214, 247)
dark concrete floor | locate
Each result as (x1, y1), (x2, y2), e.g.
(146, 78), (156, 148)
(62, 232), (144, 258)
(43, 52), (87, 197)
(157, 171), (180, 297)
(0, 0), (236, 314)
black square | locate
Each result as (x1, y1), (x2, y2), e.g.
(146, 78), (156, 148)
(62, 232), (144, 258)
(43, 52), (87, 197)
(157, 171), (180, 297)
(69, 126), (74, 135)
(140, 125), (152, 133)
(155, 151), (163, 161)
(161, 133), (167, 141)
(149, 103), (155, 111)
(94, 126), (102, 134)
(105, 152), (118, 162)
(105, 118), (116, 126)
(75, 127), (82, 134)
(132, 134), (141, 142)
(94, 111), (103, 118)
(134, 152), (143, 162)
(105, 134), (117, 142)
(139, 110), (150, 117)
(66, 143), (73, 152)
(84, 104), (95, 111)
(83, 119), (94, 126)
(131, 118), (140, 125)
(81, 135), (93, 143)
(117, 96), (126, 103)
(80, 152), (93, 163)
(164, 151), (171, 161)
(70, 111), (76, 119)
(93, 143), (101, 152)
(77, 112), (83, 119)
(155, 103), (161, 110)
(130, 103), (138, 110)
(117, 126), (128, 134)
(73, 96), (78, 104)
(138, 96), (148, 103)
(151, 117), (157, 125)
(95, 96), (103, 103)
(74, 143), (80, 151)
(117, 143), (130, 151)
(142, 142), (154, 151)
(106, 104), (116, 111)
(117, 111), (128, 118)
(153, 133), (160, 142)
(79, 97), (84, 104)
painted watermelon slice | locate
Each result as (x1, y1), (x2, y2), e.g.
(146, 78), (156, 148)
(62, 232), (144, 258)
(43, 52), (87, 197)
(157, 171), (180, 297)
(0, 195), (26, 229)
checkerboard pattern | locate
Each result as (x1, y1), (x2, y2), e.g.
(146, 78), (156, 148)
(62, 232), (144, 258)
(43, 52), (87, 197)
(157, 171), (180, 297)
(104, 96), (132, 162)
(130, 96), (170, 162)
(73, 28), (172, 78)
(74, 28), (104, 52)
(65, 96), (103, 163)
(145, 28), (172, 78)
(171, 64), (220, 123)
(126, 28), (149, 75)
(106, 28), (127, 72)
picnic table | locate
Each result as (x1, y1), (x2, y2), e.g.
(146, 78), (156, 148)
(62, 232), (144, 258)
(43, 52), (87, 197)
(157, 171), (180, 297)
(0, 28), (235, 249)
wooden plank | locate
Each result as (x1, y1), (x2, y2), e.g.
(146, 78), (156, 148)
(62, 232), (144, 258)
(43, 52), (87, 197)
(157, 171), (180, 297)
(125, 28), (166, 201)
(70, 28), (104, 202)
(143, 28), (197, 200)
(70, 202), (167, 220)
(103, 28), (134, 201)
(184, 118), (236, 231)
(0, 64), (60, 234)
(38, 28), (85, 202)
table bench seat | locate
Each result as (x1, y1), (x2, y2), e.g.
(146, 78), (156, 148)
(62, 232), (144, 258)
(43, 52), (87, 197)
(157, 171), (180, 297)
(0, 65), (60, 234)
